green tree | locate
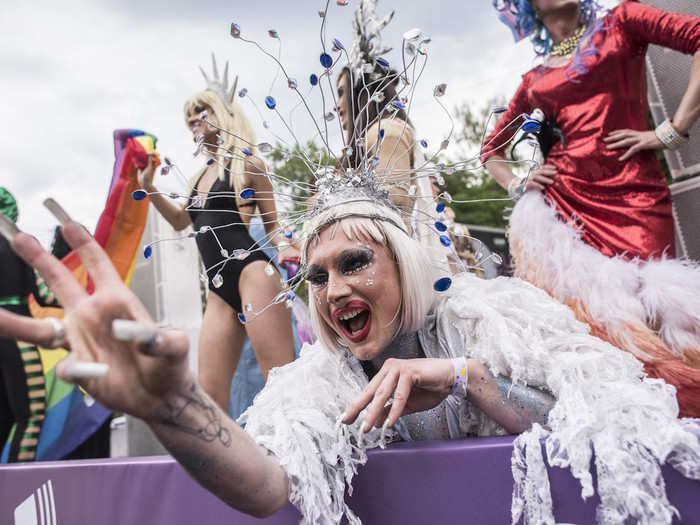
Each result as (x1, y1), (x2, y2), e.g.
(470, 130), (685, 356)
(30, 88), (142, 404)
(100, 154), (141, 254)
(444, 98), (510, 229)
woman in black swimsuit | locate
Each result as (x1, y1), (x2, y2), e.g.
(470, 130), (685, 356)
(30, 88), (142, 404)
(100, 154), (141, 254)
(137, 80), (296, 411)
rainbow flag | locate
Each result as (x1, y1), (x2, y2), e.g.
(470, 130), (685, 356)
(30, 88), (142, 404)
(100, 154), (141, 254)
(1, 129), (158, 461)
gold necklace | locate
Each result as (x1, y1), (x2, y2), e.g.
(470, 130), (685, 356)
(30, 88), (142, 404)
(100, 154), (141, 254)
(549, 24), (587, 58)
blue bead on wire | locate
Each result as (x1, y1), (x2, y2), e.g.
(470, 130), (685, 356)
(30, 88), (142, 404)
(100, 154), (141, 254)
(265, 96), (277, 110)
(434, 277), (452, 292)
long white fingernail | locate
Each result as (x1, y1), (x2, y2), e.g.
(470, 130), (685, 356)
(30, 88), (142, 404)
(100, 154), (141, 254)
(360, 420), (368, 434)
(43, 198), (73, 225)
(380, 420), (390, 442)
(112, 319), (159, 343)
(62, 361), (109, 380)
(0, 214), (19, 241)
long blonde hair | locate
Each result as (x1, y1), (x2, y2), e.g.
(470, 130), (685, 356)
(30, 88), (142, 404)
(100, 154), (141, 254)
(183, 89), (257, 195)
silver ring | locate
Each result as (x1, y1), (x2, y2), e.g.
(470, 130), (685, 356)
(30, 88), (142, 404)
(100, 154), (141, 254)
(46, 317), (67, 348)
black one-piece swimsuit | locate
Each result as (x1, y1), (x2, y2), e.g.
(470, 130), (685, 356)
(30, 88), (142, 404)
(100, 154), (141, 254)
(187, 169), (271, 313)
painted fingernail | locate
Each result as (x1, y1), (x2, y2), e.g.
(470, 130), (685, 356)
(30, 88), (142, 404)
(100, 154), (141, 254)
(61, 361), (109, 380)
(43, 198), (73, 225)
(380, 420), (390, 442)
(360, 420), (368, 434)
(0, 214), (20, 241)
(339, 411), (347, 422)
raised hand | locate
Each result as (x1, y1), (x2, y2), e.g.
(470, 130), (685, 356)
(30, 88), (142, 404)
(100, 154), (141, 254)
(136, 154), (157, 190)
(0, 203), (191, 421)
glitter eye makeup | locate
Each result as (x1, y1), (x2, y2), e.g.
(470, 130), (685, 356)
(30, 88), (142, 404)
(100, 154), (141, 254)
(305, 266), (328, 287)
(338, 248), (374, 276)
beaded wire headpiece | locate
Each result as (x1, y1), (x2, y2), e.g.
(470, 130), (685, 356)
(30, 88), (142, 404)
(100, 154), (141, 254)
(134, 0), (542, 324)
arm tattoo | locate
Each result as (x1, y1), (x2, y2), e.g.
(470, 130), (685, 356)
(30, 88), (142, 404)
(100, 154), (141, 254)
(155, 382), (232, 447)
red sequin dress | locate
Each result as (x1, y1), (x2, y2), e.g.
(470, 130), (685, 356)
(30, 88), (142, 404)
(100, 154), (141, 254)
(483, 1), (700, 259)
(483, 1), (700, 417)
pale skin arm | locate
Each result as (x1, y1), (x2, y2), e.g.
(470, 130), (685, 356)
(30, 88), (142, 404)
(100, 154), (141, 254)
(343, 357), (554, 435)
(245, 157), (300, 264)
(484, 156), (557, 194)
(0, 217), (289, 518)
(137, 155), (192, 231)
(604, 50), (700, 160)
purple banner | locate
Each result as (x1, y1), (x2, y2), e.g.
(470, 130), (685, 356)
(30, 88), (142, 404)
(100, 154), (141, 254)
(1, 436), (698, 524)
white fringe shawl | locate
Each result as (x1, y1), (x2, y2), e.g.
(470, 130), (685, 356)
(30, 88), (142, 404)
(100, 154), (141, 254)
(241, 271), (700, 524)
(438, 273), (700, 524)
(238, 342), (387, 525)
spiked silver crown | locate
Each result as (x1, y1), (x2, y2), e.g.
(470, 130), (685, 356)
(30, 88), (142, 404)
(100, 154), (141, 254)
(199, 53), (239, 114)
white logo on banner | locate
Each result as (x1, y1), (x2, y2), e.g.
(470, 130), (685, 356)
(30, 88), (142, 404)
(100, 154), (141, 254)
(14, 479), (57, 525)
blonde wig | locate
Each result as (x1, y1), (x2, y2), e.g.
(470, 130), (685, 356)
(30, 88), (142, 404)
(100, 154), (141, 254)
(302, 199), (438, 354)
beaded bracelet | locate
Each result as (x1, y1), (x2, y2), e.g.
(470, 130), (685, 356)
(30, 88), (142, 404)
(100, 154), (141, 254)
(655, 118), (688, 151)
(451, 356), (469, 399)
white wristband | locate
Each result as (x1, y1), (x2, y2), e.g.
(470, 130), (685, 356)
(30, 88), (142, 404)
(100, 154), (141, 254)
(451, 356), (469, 399)
(655, 119), (688, 150)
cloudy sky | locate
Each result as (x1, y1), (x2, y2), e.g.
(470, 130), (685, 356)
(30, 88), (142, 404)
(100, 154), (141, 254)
(2, 0), (614, 244)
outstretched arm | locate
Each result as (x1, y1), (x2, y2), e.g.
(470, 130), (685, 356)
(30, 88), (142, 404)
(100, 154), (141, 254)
(466, 359), (554, 434)
(0, 211), (288, 518)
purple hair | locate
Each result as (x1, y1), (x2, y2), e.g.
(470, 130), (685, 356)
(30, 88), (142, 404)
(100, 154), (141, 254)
(493, 0), (605, 79)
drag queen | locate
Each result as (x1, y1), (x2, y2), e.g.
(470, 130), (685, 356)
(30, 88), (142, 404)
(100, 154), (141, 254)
(137, 57), (295, 410)
(1, 193), (699, 524)
(485, 0), (700, 415)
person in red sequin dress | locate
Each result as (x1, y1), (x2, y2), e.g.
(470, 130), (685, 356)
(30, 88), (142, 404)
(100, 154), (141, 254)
(484, 0), (700, 416)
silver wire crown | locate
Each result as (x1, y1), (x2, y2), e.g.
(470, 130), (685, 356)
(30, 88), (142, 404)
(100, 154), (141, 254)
(199, 53), (239, 114)
(348, 0), (395, 79)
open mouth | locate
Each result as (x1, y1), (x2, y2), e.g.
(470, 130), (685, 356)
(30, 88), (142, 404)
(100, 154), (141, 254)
(334, 302), (372, 343)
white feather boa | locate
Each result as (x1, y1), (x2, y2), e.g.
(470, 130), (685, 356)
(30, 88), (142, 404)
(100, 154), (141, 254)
(508, 191), (700, 362)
